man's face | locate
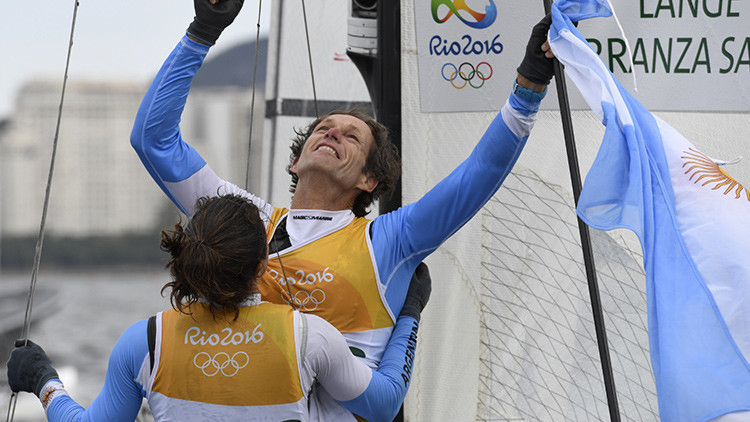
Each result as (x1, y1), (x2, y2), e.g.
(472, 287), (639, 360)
(291, 114), (378, 193)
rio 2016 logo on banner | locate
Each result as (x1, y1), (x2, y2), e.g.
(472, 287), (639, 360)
(427, 0), (504, 59)
(442, 62), (493, 89)
(416, 0), (509, 112)
(432, 0), (498, 29)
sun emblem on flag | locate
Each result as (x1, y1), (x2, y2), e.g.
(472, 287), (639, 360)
(682, 148), (750, 201)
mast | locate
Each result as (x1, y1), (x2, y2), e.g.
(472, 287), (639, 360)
(346, 0), (402, 214)
(346, 3), (404, 420)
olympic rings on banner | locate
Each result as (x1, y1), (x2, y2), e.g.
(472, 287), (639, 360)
(286, 288), (326, 311)
(193, 351), (249, 377)
(441, 62), (493, 89)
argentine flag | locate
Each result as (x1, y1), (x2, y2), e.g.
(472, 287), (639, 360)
(549, 1), (750, 420)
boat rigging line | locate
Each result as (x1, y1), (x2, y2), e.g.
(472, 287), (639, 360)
(5, 1), (81, 421)
(239, 0), (297, 309)
(244, 0), (264, 191)
(275, 0), (324, 308)
(261, 0), (324, 311)
(301, 0), (319, 118)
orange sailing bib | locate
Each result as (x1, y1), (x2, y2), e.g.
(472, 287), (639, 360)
(153, 303), (302, 407)
(260, 208), (394, 335)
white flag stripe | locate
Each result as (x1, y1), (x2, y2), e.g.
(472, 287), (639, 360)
(659, 116), (750, 363)
(549, 27), (632, 127)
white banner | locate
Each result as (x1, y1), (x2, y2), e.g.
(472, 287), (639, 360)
(414, 0), (750, 112)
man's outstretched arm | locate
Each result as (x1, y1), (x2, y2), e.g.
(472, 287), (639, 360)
(372, 15), (557, 312)
(130, 0), (266, 217)
(130, 35), (214, 215)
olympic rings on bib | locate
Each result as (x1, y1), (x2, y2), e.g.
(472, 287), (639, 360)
(193, 351), (249, 377)
(289, 288), (326, 311)
(441, 62), (493, 89)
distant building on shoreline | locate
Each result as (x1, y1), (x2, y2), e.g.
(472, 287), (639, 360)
(0, 39), (267, 238)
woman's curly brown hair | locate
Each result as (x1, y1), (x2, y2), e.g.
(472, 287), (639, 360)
(160, 194), (267, 319)
(286, 110), (401, 217)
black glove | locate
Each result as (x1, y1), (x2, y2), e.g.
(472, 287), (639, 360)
(6, 339), (59, 396)
(187, 0), (245, 46)
(516, 14), (555, 85)
(400, 263), (432, 322)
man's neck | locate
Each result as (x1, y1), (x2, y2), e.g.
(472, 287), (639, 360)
(290, 178), (358, 211)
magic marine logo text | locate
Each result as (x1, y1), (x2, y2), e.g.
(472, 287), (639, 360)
(432, 0), (498, 29)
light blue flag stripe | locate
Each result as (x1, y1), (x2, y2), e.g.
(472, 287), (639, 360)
(549, 1), (750, 420)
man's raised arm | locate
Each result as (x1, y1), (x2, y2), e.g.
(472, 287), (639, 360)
(130, 0), (255, 216)
(372, 15), (557, 310)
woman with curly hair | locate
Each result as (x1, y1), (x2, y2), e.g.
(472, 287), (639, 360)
(7, 194), (430, 421)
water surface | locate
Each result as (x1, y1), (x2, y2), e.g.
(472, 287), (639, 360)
(1, 268), (170, 421)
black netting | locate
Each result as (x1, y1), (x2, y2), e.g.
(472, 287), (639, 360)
(477, 170), (658, 421)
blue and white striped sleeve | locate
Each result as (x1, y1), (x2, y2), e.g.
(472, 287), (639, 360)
(307, 313), (419, 422)
(130, 35), (273, 218)
(130, 36), (214, 215)
(372, 88), (541, 316)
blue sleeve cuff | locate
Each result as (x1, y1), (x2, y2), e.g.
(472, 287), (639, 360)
(181, 34), (212, 53)
(510, 79), (546, 115)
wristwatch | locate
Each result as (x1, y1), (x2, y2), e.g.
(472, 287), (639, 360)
(513, 79), (547, 103)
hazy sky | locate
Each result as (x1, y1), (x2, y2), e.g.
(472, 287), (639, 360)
(2, 0), (270, 118)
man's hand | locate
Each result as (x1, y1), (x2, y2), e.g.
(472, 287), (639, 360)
(6, 339), (59, 397)
(516, 14), (555, 89)
(187, 0), (245, 46)
(400, 263), (432, 322)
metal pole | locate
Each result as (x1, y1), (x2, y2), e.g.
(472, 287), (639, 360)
(377, 0), (402, 215)
(541, 1), (621, 420)
(378, 2), (403, 420)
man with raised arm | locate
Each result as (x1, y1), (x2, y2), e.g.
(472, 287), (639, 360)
(131, 0), (555, 419)
(7, 194), (431, 422)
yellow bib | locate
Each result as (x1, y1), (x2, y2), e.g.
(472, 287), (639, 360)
(259, 208), (394, 337)
(153, 303), (303, 407)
